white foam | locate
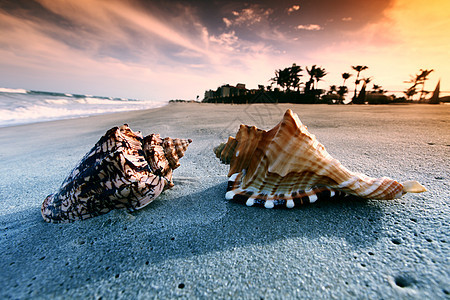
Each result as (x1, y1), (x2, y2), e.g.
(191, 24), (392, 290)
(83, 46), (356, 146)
(44, 99), (70, 105)
(0, 87), (27, 94)
(0, 92), (167, 127)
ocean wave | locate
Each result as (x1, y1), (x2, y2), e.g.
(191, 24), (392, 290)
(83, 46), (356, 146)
(0, 88), (167, 127)
(0, 87), (28, 94)
(0, 101), (166, 127)
(74, 97), (135, 105)
(44, 99), (71, 105)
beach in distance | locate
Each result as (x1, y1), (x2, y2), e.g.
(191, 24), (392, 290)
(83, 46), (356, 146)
(0, 103), (449, 298)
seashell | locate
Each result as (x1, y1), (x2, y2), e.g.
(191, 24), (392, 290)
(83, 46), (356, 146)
(215, 109), (426, 209)
(41, 125), (191, 223)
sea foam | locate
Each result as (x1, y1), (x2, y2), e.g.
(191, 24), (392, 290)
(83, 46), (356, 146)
(0, 88), (167, 127)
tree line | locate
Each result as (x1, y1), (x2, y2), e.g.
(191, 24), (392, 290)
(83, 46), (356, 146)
(202, 64), (436, 104)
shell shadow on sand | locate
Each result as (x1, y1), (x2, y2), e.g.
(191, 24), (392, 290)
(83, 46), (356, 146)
(0, 179), (383, 297)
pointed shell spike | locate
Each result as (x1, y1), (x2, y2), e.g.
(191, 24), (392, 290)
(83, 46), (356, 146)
(286, 200), (295, 209)
(264, 200), (274, 209)
(402, 180), (427, 193)
(246, 198), (255, 206)
(162, 137), (192, 170)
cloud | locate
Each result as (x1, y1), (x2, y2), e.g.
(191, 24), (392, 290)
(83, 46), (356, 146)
(35, 0), (208, 59)
(209, 31), (239, 51)
(224, 5), (273, 28)
(303, 0), (450, 95)
(223, 17), (232, 27)
(296, 24), (323, 31)
(342, 17), (352, 21)
(0, 0), (288, 100)
(287, 5), (300, 14)
(6, 0), (444, 102)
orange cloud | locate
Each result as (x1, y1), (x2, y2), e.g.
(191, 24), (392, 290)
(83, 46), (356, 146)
(287, 5), (300, 14)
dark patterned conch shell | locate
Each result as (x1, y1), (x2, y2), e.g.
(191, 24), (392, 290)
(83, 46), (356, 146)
(41, 125), (191, 223)
(214, 109), (426, 209)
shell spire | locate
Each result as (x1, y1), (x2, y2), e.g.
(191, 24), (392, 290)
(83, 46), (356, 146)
(142, 134), (192, 189)
(41, 125), (191, 223)
(215, 109), (426, 209)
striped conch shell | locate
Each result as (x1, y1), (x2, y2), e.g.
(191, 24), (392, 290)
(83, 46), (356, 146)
(214, 109), (426, 209)
(41, 125), (191, 223)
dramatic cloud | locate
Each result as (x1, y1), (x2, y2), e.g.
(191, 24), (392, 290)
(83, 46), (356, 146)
(0, 0), (448, 100)
(0, 0), (284, 99)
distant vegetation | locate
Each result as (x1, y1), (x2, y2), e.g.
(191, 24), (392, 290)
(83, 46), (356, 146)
(201, 64), (441, 105)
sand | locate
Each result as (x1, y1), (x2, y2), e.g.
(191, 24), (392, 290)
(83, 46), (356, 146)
(0, 103), (449, 298)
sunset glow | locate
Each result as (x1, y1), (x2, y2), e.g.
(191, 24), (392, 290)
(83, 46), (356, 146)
(0, 0), (448, 100)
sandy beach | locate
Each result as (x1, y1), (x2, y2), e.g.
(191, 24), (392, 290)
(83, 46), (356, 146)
(0, 103), (449, 298)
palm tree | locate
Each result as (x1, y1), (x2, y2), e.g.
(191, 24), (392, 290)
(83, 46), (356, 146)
(371, 84), (385, 94)
(328, 85), (337, 94)
(272, 63), (303, 92)
(404, 86), (416, 100)
(272, 68), (290, 91)
(337, 86), (348, 104)
(289, 63), (303, 91)
(417, 69), (434, 101)
(372, 84), (381, 92)
(363, 77), (372, 85)
(313, 67), (327, 90)
(306, 65), (327, 91)
(404, 69), (434, 101)
(305, 65), (317, 92)
(342, 72), (352, 86)
(351, 65), (368, 99)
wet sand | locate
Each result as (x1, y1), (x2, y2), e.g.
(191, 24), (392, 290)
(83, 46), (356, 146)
(0, 103), (449, 298)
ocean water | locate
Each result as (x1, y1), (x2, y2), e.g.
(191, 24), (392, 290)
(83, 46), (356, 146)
(0, 88), (167, 127)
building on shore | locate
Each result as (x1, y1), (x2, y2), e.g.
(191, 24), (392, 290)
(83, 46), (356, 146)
(204, 83), (249, 101)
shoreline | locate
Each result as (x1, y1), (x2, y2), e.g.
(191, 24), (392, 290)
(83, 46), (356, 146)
(0, 103), (448, 298)
(0, 101), (169, 129)
(2, 101), (448, 129)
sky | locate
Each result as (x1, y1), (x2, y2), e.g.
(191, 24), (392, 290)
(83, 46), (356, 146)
(0, 0), (449, 101)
